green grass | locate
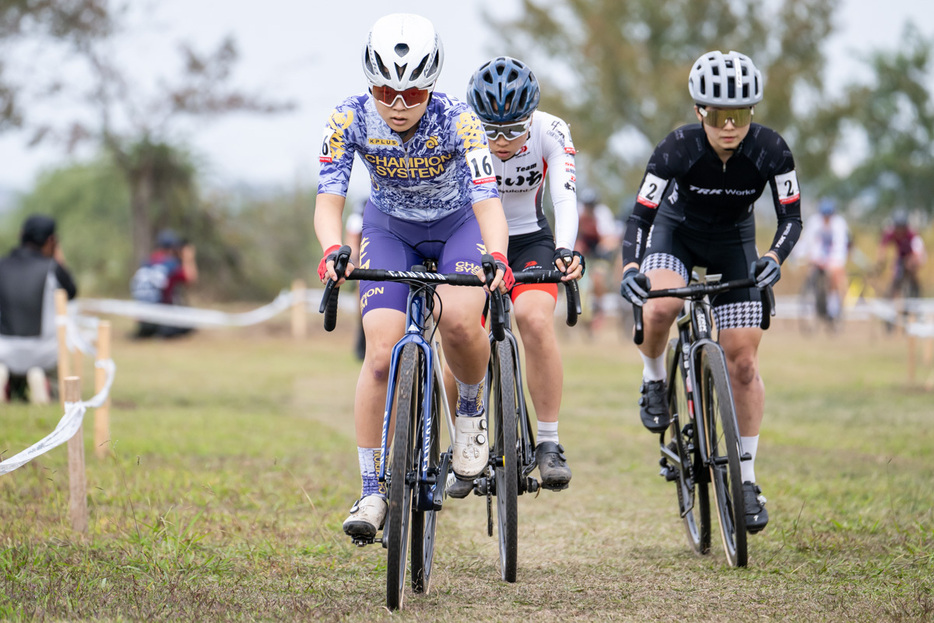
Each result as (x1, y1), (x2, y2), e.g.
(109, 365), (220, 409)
(0, 315), (932, 621)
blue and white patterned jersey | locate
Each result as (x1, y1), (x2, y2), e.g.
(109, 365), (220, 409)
(318, 92), (499, 222)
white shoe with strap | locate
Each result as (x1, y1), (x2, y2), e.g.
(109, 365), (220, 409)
(452, 415), (488, 480)
(342, 495), (387, 539)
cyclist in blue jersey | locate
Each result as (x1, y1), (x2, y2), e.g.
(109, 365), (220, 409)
(315, 14), (512, 540)
(619, 50), (803, 534)
(455, 56), (583, 495)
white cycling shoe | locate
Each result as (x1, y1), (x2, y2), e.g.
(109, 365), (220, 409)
(342, 494), (387, 539)
(452, 415), (488, 480)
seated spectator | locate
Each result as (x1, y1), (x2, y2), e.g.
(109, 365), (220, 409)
(130, 228), (198, 339)
(0, 214), (78, 404)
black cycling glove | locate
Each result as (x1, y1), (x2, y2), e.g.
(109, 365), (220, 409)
(620, 268), (651, 307)
(751, 257), (781, 289)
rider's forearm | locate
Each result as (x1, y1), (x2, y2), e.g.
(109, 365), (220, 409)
(472, 198), (509, 257)
(314, 193), (347, 250)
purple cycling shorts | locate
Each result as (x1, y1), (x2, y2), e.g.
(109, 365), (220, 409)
(357, 200), (485, 316)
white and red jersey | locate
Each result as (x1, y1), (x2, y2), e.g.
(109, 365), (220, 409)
(493, 111), (579, 250)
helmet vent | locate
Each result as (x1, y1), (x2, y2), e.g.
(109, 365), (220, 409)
(410, 55), (429, 82)
(374, 52), (391, 80)
(394, 43), (409, 56)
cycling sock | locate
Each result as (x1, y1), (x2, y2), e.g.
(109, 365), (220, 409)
(357, 447), (384, 498)
(537, 420), (559, 445)
(740, 435), (759, 483)
(455, 377), (484, 417)
(641, 352), (667, 382)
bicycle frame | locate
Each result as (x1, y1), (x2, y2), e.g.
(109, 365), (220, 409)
(487, 297), (537, 483)
(661, 296), (720, 506)
(377, 280), (454, 513)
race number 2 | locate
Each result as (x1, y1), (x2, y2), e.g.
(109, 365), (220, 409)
(467, 148), (496, 185)
(775, 170), (800, 205)
(637, 173), (667, 209)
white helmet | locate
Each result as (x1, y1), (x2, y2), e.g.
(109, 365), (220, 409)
(362, 14), (444, 91)
(688, 50), (763, 107)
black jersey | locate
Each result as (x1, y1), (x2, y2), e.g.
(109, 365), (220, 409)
(622, 122), (802, 266)
(0, 246), (77, 337)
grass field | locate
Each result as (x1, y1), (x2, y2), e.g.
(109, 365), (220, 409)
(1, 312), (932, 622)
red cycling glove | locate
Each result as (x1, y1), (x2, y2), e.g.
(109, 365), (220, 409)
(317, 244), (341, 282)
(491, 251), (515, 291)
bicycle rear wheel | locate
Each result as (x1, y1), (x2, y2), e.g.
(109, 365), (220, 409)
(410, 368), (441, 594)
(665, 338), (710, 555)
(699, 344), (748, 567)
(386, 344), (419, 610)
(491, 342), (519, 582)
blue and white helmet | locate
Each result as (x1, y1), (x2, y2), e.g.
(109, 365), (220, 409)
(362, 14), (444, 91)
(688, 50), (763, 107)
(466, 56), (541, 123)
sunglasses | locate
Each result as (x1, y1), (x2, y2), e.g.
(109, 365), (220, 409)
(371, 85), (432, 109)
(483, 116), (533, 141)
(698, 106), (754, 128)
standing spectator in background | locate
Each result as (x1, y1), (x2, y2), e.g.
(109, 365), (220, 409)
(800, 198), (850, 321)
(877, 209), (926, 300)
(575, 189), (622, 333)
(0, 214), (78, 404)
(130, 228), (199, 339)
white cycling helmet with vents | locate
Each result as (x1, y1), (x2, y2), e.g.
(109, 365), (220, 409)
(688, 50), (763, 107)
(362, 13), (444, 91)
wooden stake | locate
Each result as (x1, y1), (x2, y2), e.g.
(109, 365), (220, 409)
(54, 289), (71, 401)
(94, 321), (111, 460)
(65, 376), (88, 534)
(291, 278), (307, 339)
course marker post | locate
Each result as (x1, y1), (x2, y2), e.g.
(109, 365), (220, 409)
(65, 376), (88, 534)
(292, 278), (307, 339)
(94, 321), (112, 459)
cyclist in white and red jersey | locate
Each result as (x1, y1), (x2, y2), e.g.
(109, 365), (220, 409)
(620, 50), (803, 534)
(315, 14), (512, 540)
(462, 56), (583, 493)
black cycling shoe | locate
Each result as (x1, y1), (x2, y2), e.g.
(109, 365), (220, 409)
(535, 441), (572, 490)
(639, 380), (669, 433)
(743, 481), (769, 533)
(446, 473), (474, 499)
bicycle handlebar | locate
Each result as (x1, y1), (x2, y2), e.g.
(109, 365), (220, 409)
(632, 277), (775, 345)
(512, 269), (582, 327)
(318, 245), (504, 337)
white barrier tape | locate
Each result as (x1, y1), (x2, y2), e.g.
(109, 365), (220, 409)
(71, 290), (296, 328)
(0, 358), (116, 476)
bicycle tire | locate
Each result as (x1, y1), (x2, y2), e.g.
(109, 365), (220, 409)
(665, 338), (710, 555)
(491, 342), (519, 582)
(410, 366), (441, 594)
(699, 344), (748, 567)
(386, 344), (419, 610)
(798, 270), (820, 334)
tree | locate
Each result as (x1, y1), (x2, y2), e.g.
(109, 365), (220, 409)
(2, 2), (291, 264)
(831, 24), (934, 218)
(488, 0), (839, 205)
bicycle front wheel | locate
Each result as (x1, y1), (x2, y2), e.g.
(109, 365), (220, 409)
(699, 344), (748, 567)
(491, 342), (519, 582)
(665, 338), (710, 555)
(386, 344), (419, 610)
(410, 369), (441, 594)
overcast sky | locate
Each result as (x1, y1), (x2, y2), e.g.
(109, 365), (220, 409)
(0, 0), (931, 197)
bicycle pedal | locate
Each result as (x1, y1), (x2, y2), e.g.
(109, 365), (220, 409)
(659, 465), (677, 482)
(350, 535), (377, 548)
(540, 481), (569, 492)
(524, 477), (540, 494)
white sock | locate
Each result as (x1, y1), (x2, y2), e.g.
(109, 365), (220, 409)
(740, 435), (759, 484)
(455, 377), (484, 417)
(537, 420), (559, 445)
(357, 447), (384, 498)
(641, 352), (667, 382)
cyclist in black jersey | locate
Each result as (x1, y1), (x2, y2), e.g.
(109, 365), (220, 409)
(619, 50), (803, 534)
